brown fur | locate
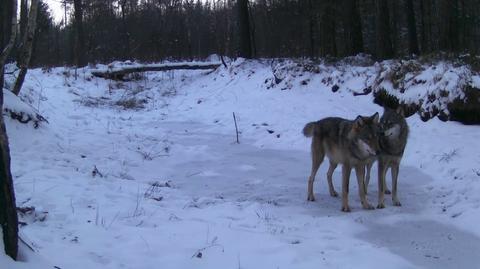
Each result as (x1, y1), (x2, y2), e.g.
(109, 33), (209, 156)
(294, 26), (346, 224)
(304, 113), (380, 212)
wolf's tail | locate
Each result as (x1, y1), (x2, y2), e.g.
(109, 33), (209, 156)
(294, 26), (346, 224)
(303, 122), (317, 137)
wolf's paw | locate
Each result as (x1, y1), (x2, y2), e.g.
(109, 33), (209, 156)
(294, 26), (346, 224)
(384, 189), (392, 195)
(329, 190), (338, 197)
(307, 194), (316, 202)
(363, 203), (375, 210)
(341, 206), (351, 212)
(393, 200), (402, 207)
(377, 203), (386, 209)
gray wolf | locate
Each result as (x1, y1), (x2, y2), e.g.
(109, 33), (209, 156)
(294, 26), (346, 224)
(366, 107), (409, 208)
(303, 113), (380, 212)
(327, 107), (409, 208)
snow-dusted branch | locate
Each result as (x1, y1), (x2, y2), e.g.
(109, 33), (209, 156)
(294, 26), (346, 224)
(91, 62), (221, 80)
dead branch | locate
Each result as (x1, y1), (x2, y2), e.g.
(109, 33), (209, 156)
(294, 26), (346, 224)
(91, 63), (221, 80)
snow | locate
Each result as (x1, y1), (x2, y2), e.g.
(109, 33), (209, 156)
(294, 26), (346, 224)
(0, 229), (52, 269)
(472, 75), (480, 88)
(3, 89), (38, 115)
(2, 59), (480, 268)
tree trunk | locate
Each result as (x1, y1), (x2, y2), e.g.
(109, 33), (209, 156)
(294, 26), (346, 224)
(0, 0), (16, 68)
(375, 0), (394, 59)
(320, 5), (337, 57)
(13, 0), (40, 96)
(237, 0), (252, 58)
(247, 0), (257, 57)
(419, 0), (428, 53)
(119, 0), (132, 60)
(405, 0), (420, 55)
(0, 0), (19, 261)
(18, 0), (28, 45)
(73, 0), (87, 67)
(307, 0), (316, 58)
(439, 0), (459, 52)
(343, 0), (364, 56)
(0, 116), (17, 260)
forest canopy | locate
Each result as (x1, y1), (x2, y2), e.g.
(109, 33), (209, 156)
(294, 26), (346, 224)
(2, 0), (480, 67)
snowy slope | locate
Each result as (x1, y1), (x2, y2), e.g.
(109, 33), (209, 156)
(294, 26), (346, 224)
(2, 59), (480, 268)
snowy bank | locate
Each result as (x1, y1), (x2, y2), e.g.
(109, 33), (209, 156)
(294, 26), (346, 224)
(266, 56), (480, 124)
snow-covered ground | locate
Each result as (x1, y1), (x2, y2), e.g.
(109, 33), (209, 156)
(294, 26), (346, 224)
(2, 59), (480, 268)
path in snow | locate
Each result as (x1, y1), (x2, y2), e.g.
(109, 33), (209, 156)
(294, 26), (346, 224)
(151, 121), (480, 268)
(13, 115), (480, 268)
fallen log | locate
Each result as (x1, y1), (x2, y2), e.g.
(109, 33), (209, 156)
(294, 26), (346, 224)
(91, 62), (222, 80)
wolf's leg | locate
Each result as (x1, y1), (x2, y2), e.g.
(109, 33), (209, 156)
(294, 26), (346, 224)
(327, 161), (338, 197)
(307, 138), (324, 201)
(383, 173), (391, 195)
(377, 161), (388, 209)
(391, 163), (401, 206)
(341, 164), (352, 212)
(364, 161), (373, 194)
(355, 165), (374, 210)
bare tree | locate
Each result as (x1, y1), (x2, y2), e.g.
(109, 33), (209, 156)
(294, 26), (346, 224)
(13, 0), (40, 96)
(319, 3), (337, 57)
(0, 0), (19, 260)
(18, 0), (29, 44)
(307, 0), (317, 58)
(73, 0), (87, 67)
(343, 0), (364, 56)
(405, 0), (420, 55)
(375, 0), (394, 59)
(237, 0), (252, 58)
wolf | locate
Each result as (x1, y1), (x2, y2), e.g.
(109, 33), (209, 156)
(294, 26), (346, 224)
(303, 113), (381, 212)
(365, 107), (409, 208)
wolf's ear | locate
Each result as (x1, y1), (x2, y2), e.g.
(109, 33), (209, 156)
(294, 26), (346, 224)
(396, 106), (405, 117)
(354, 116), (364, 128)
(371, 112), (379, 123)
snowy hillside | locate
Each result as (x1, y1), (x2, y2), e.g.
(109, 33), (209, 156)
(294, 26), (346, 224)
(2, 59), (480, 268)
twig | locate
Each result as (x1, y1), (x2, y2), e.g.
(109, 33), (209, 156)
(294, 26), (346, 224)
(92, 165), (104, 178)
(19, 236), (36, 252)
(220, 55), (227, 68)
(107, 212), (120, 230)
(70, 198), (74, 214)
(3, 68), (19, 75)
(191, 240), (224, 259)
(133, 185), (142, 217)
(353, 87), (372, 96)
(95, 205), (99, 226)
(140, 235), (151, 251)
(186, 171), (202, 177)
(233, 112), (239, 144)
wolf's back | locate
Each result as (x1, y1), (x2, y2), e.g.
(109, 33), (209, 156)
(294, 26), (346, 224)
(303, 117), (344, 138)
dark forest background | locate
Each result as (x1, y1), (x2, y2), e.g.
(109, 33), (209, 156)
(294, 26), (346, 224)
(1, 0), (480, 67)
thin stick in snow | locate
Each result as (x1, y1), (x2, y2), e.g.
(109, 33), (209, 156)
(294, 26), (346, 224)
(107, 212), (120, 230)
(70, 198), (74, 214)
(233, 112), (240, 144)
(95, 205), (99, 226)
